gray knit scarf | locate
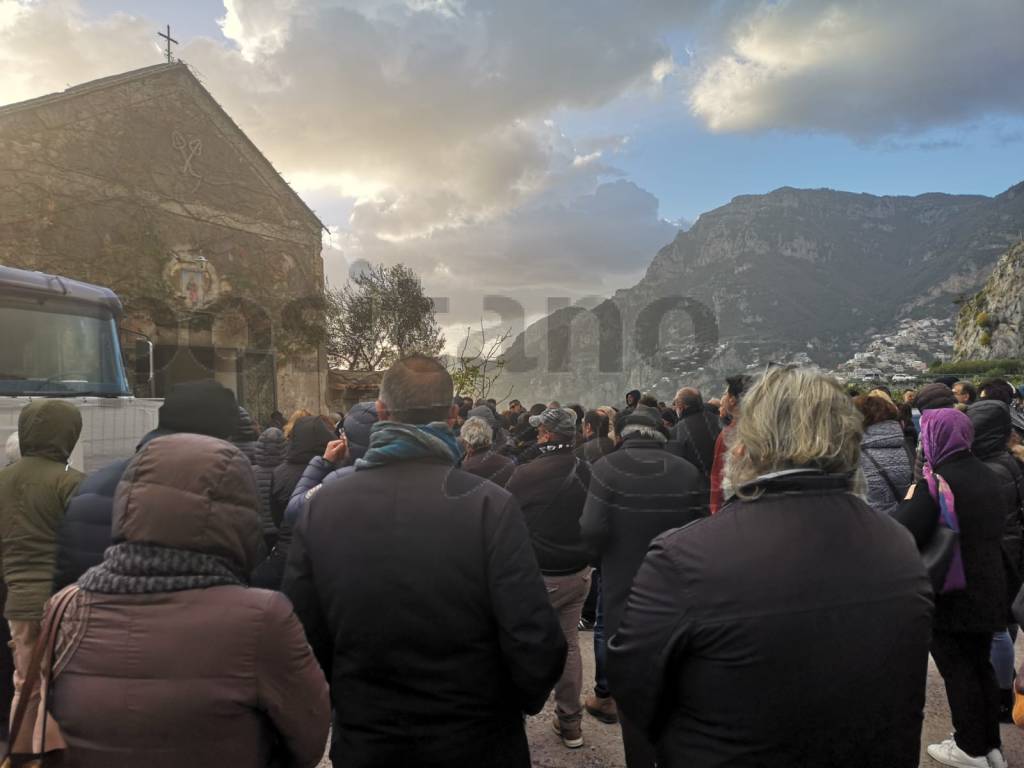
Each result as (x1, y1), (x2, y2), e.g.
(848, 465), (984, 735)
(78, 542), (243, 594)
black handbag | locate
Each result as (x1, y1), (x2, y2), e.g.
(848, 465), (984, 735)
(921, 522), (958, 595)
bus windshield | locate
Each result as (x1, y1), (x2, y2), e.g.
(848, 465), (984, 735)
(0, 301), (129, 396)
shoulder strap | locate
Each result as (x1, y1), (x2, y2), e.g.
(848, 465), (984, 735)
(558, 458), (582, 496)
(542, 458), (582, 515)
(6, 586), (79, 759)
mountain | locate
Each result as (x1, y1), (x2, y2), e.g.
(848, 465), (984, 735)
(954, 239), (1024, 360)
(501, 180), (1024, 405)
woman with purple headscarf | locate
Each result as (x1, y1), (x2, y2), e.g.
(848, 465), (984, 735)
(895, 408), (1008, 768)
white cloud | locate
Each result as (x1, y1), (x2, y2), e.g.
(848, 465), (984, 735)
(218, 0), (298, 61)
(0, 0), (25, 30)
(651, 55), (676, 84)
(0, 1), (158, 105)
(329, 179), (678, 345)
(5, 0), (1023, 343)
(690, 0), (1024, 138)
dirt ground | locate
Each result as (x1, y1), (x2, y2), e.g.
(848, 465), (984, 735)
(321, 631), (1024, 767)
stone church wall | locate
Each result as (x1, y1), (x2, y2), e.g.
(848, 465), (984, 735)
(0, 65), (325, 423)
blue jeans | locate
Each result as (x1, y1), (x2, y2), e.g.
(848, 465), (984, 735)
(593, 570), (609, 698)
(991, 628), (1015, 690)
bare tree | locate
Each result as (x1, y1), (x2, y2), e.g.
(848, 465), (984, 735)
(326, 264), (444, 370)
(448, 321), (514, 402)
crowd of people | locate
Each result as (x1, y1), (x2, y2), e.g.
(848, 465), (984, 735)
(1, 358), (1024, 768)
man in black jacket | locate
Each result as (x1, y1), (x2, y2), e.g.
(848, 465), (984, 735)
(581, 405), (707, 766)
(53, 381), (239, 590)
(968, 399), (1024, 722)
(667, 387), (720, 482)
(283, 355), (565, 768)
(506, 406), (592, 750)
(968, 400), (1024, 581)
(575, 409), (615, 464)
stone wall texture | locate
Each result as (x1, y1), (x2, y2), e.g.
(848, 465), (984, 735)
(0, 63), (326, 424)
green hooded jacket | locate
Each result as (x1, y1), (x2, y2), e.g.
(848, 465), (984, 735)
(0, 400), (84, 620)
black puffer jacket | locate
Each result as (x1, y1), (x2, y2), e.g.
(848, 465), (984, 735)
(54, 381), (240, 591)
(968, 400), (1024, 587)
(53, 454), (127, 592)
(608, 472), (932, 768)
(231, 407), (259, 465)
(270, 417), (334, 529)
(253, 428), (286, 539)
(342, 402), (379, 464)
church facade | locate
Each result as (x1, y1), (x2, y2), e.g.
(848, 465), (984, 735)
(0, 62), (326, 424)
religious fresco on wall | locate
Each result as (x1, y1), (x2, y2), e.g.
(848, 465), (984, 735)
(164, 252), (220, 310)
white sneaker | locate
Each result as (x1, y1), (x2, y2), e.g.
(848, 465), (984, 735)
(927, 739), (990, 768)
(987, 748), (1007, 768)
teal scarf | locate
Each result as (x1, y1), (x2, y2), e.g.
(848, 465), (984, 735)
(356, 421), (462, 470)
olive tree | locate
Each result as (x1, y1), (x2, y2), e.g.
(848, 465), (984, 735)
(326, 264), (444, 370)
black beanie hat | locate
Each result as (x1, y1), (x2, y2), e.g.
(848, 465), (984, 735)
(914, 382), (956, 412)
(158, 381), (239, 440)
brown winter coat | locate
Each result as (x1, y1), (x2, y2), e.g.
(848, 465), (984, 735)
(49, 434), (330, 768)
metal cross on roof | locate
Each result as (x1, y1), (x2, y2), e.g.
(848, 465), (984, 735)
(158, 24), (178, 64)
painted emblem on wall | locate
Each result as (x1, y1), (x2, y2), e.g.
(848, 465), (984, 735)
(172, 130), (204, 192)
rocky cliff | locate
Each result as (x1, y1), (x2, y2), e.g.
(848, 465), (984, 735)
(954, 240), (1024, 360)
(502, 180), (1024, 405)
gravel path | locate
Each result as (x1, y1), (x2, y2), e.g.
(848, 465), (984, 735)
(320, 631), (1024, 767)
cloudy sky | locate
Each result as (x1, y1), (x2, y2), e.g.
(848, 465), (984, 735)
(2, 0), (1023, 346)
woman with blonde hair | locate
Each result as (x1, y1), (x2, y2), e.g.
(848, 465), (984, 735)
(608, 365), (933, 768)
(283, 409), (313, 440)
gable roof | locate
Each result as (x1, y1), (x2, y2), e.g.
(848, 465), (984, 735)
(0, 62), (324, 232)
